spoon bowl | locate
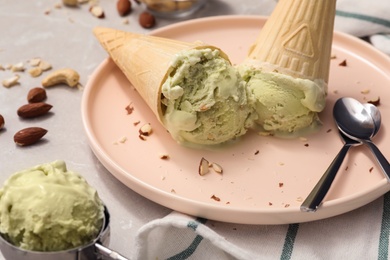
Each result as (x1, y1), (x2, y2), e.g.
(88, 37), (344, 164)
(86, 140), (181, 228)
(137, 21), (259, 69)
(333, 97), (376, 139)
(301, 97), (387, 212)
(335, 97), (390, 181)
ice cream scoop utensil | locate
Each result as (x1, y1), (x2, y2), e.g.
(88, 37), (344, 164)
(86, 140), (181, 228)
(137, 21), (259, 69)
(0, 206), (128, 260)
(300, 131), (361, 212)
(334, 97), (390, 181)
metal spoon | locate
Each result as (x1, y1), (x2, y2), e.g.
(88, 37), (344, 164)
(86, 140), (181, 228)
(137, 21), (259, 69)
(300, 99), (367, 212)
(301, 98), (384, 212)
(335, 97), (390, 181)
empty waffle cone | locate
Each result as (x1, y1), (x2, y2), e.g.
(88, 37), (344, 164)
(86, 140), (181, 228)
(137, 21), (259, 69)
(93, 27), (228, 123)
(246, 0), (336, 83)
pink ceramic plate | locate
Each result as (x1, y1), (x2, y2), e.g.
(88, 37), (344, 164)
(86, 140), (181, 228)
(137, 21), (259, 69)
(82, 16), (390, 224)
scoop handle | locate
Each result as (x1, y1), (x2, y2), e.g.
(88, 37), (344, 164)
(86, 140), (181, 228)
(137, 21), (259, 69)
(364, 140), (390, 182)
(95, 243), (129, 260)
(300, 144), (352, 212)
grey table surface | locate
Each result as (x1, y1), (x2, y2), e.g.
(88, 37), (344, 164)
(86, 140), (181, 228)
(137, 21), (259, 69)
(0, 0), (278, 258)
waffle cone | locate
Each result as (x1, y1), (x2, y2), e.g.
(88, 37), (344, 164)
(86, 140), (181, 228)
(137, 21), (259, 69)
(246, 0), (336, 82)
(93, 27), (227, 123)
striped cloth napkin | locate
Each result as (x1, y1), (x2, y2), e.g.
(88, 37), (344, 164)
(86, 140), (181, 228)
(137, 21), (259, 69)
(133, 1), (390, 259)
(335, 0), (390, 55)
(135, 194), (390, 259)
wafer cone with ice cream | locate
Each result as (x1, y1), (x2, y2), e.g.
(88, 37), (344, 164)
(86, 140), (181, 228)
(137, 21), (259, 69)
(245, 0), (337, 83)
(93, 27), (228, 123)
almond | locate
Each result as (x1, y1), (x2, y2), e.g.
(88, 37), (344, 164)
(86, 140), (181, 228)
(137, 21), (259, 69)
(139, 11), (156, 29)
(14, 127), (48, 146)
(17, 102), (52, 118)
(198, 157), (210, 176)
(27, 87), (47, 103)
(0, 114), (4, 130)
(117, 0), (131, 16)
(211, 163), (223, 174)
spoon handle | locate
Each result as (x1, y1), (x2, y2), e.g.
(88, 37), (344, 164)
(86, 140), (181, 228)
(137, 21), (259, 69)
(301, 144), (351, 212)
(364, 140), (390, 182)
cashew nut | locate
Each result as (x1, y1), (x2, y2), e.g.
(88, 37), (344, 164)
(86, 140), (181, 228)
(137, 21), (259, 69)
(2, 74), (20, 88)
(41, 68), (80, 88)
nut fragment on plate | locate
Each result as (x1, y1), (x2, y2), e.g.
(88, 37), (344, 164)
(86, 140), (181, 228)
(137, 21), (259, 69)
(159, 154), (169, 160)
(368, 97), (380, 106)
(14, 127), (48, 146)
(139, 123), (152, 136)
(211, 163), (223, 174)
(28, 87), (47, 103)
(17, 103), (52, 118)
(42, 68), (80, 88)
(2, 75), (20, 88)
(210, 195), (221, 202)
(198, 157), (209, 176)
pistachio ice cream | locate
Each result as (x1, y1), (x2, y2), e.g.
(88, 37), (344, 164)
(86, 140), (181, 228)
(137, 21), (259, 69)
(239, 65), (327, 134)
(161, 48), (254, 145)
(0, 160), (104, 252)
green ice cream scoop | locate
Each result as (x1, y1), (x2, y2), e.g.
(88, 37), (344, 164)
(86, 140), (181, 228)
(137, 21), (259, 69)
(239, 66), (327, 135)
(161, 48), (253, 146)
(0, 161), (104, 252)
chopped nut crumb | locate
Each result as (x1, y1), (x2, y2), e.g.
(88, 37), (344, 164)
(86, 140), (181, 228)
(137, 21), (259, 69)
(38, 60), (52, 71)
(2, 75), (20, 88)
(11, 62), (25, 72)
(198, 157), (209, 176)
(159, 154), (169, 160)
(29, 58), (41, 67)
(284, 204), (290, 208)
(211, 195), (221, 201)
(118, 136), (127, 143)
(138, 134), (146, 141)
(369, 167), (374, 173)
(125, 103), (134, 114)
(304, 143), (309, 147)
(360, 89), (370, 94)
(133, 120), (140, 126)
(296, 197), (303, 202)
(339, 59), (347, 66)
(279, 182), (284, 188)
(170, 189), (176, 193)
(367, 97), (380, 106)
(254, 150), (259, 155)
(139, 123), (152, 136)
(326, 129), (332, 133)
(268, 202), (273, 206)
(28, 67), (43, 77)
(331, 55), (337, 59)
(211, 163), (223, 174)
